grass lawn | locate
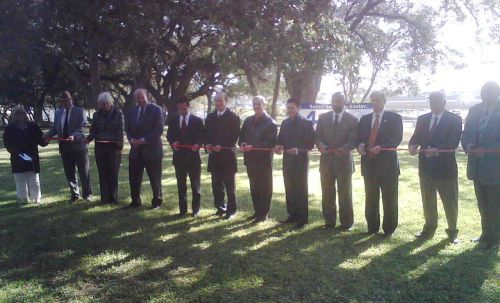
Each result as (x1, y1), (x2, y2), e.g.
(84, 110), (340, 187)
(0, 132), (498, 302)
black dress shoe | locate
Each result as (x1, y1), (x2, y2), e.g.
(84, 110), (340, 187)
(123, 203), (141, 209)
(69, 196), (79, 203)
(322, 224), (336, 230)
(177, 212), (187, 217)
(383, 232), (393, 238)
(253, 216), (267, 223)
(338, 226), (352, 232)
(215, 209), (225, 217)
(246, 214), (257, 221)
(471, 236), (488, 243)
(415, 231), (435, 239)
(224, 213), (235, 220)
(294, 223), (306, 229)
(279, 217), (296, 224)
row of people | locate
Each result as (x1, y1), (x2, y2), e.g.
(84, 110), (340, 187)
(3, 82), (499, 249)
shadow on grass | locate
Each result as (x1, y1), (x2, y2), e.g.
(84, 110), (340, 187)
(0, 140), (496, 302)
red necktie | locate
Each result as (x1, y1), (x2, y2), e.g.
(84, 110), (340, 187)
(368, 114), (380, 157)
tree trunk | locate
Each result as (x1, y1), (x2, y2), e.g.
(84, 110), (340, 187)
(244, 66), (259, 96)
(88, 30), (101, 109)
(207, 91), (213, 113)
(34, 93), (45, 124)
(271, 62), (282, 119)
(284, 68), (323, 103)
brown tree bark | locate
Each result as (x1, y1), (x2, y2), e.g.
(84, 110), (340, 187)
(284, 68), (323, 104)
(271, 62), (282, 119)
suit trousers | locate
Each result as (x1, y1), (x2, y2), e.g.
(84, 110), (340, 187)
(473, 182), (500, 245)
(95, 145), (122, 204)
(321, 168), (353, 228)
(175, 162), (201, 215)
(211, 170), (237, 215)
(247, 163), (273, 218)
(283, 156), (309, 225)
(60, 148), (92, 200)
(364, 174), (398, 234)
(129, 157), (163, 206)
(419, 176), (458, 237)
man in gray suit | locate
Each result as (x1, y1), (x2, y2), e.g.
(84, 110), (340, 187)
(44, 91), (92, 202)
(316, 92), (358, 230)
(409, 92), (462, 244)
(462, 81), (500, 249)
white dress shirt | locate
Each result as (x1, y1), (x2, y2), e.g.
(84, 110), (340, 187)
(429, 111), (444, 130)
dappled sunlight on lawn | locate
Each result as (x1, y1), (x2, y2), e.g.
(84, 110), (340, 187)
(0, 137), (498, 302)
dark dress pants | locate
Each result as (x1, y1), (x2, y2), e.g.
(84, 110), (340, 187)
(175, 162), (201, 214)
(60, 145), (92, 200)
(247, 162), (273, 218)
(283, 155), (309, 225)
(129, 157), (163, 206)
(211, 170), (237, 215)
(95, 144), (122, 204)
(364, 174), (399, 235)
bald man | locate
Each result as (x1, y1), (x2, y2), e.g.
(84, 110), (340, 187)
(462, 81), (500, 249)
(205, 92), (241, 220)
(357, 91), (403, 236)
(125, 88), (164, 209)
(409, 92), (462, 243)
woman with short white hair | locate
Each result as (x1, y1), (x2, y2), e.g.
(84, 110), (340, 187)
(3, 105), (46, 204)
(87, 91), (124, 204)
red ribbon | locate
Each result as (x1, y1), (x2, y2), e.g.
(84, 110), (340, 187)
(47, 138), (500, 154)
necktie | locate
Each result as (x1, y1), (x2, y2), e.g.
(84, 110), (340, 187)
(138, 107), (145, 123)
(181, 115), (187, 135)
(429, 116), (438, 142)
(478, 109), (489, 141)
(368, 114), (380, 157)
(333, 114), (339, 129)
(63, 109), (69, 139)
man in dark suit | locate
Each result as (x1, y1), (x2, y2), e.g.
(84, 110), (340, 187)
(44, 91), (92, 202)
(462, 81), (500, 249)
(167, 98), (204, 217)
(276, 98), (315, 229)
(125, 88), (164, 209)
(357, 91), (403, 236)
(316, 92), (358, 231)
(409, 92), (462, 243)
(205, 92), (241, 220)
(239, 96), (278, 223)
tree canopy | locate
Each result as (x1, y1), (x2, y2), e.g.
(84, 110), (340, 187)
(0, 0), (498, 122)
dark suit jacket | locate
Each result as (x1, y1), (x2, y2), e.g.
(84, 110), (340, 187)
(3, 122), (45, 173)
(462, 102), (500, 185)
(166, 113), (204, 167)
(239, 114), (277, 167)
(126, 103), (164, 161)
(276, 114), (315, 164)
(205, 108), (241, 174)
(358, 111), (403, 178)
(315, 111), (358, 174)
(409, 111), (462, 179)
(46, 106), (87, 152)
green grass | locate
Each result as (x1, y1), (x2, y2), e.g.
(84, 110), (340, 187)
(0, 133), (498, 303)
